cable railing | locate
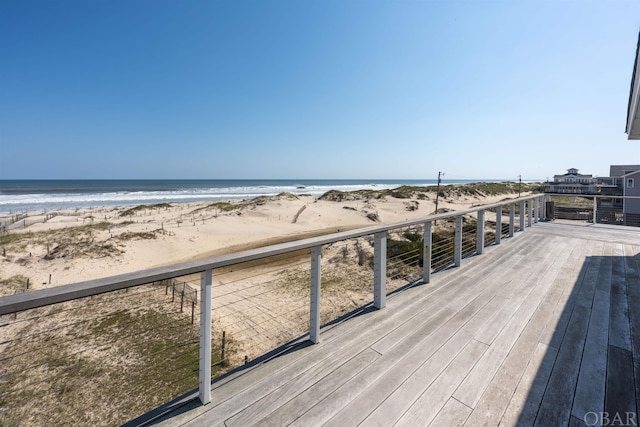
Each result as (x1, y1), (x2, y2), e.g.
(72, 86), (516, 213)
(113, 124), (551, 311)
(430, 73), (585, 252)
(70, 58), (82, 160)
(0, 194), (545, 425)
(546, 194), (640, 227)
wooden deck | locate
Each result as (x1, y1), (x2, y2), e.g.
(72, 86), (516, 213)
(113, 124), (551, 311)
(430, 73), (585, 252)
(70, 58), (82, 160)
(145, 220), (640, 427)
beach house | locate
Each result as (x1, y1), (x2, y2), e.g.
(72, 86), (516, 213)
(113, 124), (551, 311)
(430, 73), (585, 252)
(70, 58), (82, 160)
(544, 168), (596, 194)
(611, 165), (640, 224)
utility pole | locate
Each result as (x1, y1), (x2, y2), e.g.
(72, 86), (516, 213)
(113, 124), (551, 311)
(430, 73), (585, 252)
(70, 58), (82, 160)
(518, 175), (522, 198)
(435, 171), (444, 224)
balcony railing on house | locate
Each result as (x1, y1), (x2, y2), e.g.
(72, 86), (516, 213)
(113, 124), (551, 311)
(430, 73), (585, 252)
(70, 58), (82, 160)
(0, 194), (546, 425)
(547, 194), (640, 227)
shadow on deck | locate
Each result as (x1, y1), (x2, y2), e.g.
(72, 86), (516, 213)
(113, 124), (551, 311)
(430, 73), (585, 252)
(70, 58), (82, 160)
(516, 250), (640, 426)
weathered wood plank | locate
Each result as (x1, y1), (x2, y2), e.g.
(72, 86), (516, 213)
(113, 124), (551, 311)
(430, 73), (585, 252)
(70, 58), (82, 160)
(571, 288), (610, 422)
(318, 290), (500, 427)
(223, 347), (376, 427)
(252, 348), (380, 426)
(609, 245), (632, 351)
(499, 342), (558, 426)
(540, 243), (603, 352)
(392, 340), (488, 427)
(429, 398), (473, 427)
(534, 304), (591, 426)
(359, 305), (497, 427)
(453, 241), (573, 409)
(605, 345), (636, 423)
(373, 250), (533, 354)
(463, 262), (573, 425)
(624, 243), (640, 417)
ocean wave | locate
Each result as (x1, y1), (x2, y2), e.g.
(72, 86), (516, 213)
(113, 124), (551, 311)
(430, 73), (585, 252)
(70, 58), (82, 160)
(0, 179), (478, 213)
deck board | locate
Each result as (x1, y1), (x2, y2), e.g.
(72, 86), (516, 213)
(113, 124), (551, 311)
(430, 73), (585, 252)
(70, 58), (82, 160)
(452, 240), (573, 409)
(149, 221), (640, 427)
(625, 244), (640, 415)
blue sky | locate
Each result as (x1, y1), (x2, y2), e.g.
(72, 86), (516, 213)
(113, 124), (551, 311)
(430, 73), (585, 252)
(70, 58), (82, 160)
(1, 0), (639, 181)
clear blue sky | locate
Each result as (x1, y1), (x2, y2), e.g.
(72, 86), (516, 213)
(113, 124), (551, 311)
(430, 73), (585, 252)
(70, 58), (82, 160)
(1, 0), (639, 181)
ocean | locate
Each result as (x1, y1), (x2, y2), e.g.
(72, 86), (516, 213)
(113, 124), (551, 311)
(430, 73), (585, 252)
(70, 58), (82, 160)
(0, 179), (494, 214)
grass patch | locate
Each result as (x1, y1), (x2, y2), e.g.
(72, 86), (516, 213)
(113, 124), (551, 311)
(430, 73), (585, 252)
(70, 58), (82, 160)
(0, 222), (111, 247)
(113, 228), (172, 241)
(119, 203), (173, 217)
(0, 286), (229, 426)
(0, 222), (125, 260)
(0, 274), (30, 296)
(548, 195), (593, 208)
(319, 182), (541, 202)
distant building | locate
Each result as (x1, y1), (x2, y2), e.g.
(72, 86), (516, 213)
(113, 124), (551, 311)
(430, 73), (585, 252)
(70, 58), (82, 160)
(614, 166), (640, 222)
(544, 168), (596, 194)
(595, 165), (640, 225)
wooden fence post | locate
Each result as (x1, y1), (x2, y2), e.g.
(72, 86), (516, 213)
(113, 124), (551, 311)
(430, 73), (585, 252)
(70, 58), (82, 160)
(221, 331), (226, 364)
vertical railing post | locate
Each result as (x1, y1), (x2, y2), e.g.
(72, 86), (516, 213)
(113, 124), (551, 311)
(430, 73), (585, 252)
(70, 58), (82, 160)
(495, 206), (502, 245)
(374, 232), (387, 309)
(539, 195), (544, 221)
(199, 269), (213, 405)
(527, 199), (533, 227)
(454, 216), (462, 267)
(310, 246), (322, 344)
(520, 200), (526, 232)
(423, 221), (432, 284)
(593, 196), (597, 224)
(509, 203), (515, 237)
(476, 210), (485, 254)
(534, 197), (539, 224)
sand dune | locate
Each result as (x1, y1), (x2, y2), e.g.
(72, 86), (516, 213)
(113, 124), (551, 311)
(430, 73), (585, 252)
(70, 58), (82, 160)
(0, 186), (533, 290)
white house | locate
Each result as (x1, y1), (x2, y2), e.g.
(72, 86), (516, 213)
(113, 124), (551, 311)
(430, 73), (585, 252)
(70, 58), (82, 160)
(544, 168), (596, 194)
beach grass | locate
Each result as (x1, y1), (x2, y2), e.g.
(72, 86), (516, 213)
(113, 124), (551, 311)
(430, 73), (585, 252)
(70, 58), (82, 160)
(119, 203), (173, 217)
(0, 283), (230, 427)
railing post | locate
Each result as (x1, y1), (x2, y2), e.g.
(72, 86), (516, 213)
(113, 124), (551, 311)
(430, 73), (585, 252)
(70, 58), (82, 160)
(199, 269), (212, 405)
(310, 246), (322, 344)
(454, 216), (462, 267)
(527, 199), (533, 227)
(374, 232), (387, 309)
(495, 206), (502, 245)
(534, 197), (539, 224)
(593, 196), (597, 224)
(539, 195), (544, 221)
(509, 203), (515, 237)
(423, 221), (432, 284)
(476, 210), (485, 254)
(519, 200), (526, 232)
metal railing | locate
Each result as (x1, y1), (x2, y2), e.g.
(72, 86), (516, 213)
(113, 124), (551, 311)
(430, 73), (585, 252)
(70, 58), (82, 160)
(546, 194), (640, 227)
(0, 194), (546, 423)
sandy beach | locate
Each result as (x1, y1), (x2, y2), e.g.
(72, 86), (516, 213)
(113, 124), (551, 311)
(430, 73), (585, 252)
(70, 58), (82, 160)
(0, 184), (534, 290)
